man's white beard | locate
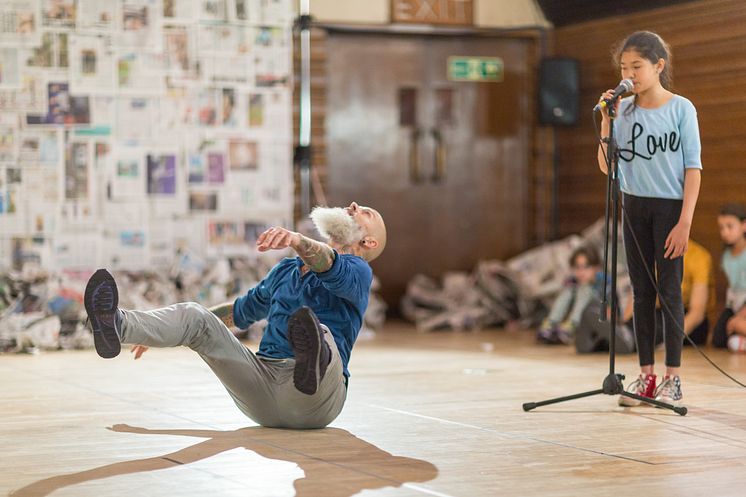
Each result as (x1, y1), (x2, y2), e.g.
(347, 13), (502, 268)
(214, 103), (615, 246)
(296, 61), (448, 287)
(310, 207), (364, 247)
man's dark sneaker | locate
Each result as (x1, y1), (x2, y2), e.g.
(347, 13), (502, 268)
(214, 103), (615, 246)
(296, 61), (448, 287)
(288, 306), (331, 395)
(84, 269), (121, 359)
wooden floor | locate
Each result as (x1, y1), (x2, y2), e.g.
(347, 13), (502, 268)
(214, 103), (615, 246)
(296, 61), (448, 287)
(4, 322), (746, 497)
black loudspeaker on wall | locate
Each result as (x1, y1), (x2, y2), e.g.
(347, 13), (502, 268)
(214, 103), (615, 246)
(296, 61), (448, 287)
(538, 57), (579, 126)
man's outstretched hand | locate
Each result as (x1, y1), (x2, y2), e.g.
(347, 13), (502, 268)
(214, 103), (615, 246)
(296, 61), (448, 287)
(256, 227), (300, 252)
(131, 345), (149, 359)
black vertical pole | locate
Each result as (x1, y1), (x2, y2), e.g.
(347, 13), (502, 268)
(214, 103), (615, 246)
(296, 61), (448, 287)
(294, 0), (313, 220)
(608, 111), (618, 376)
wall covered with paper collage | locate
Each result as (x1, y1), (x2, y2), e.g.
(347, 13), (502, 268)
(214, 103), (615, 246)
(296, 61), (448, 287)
(0, 0), (293, 270)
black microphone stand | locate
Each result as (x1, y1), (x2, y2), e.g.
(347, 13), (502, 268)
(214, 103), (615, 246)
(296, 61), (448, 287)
(522, 100), (687, 416)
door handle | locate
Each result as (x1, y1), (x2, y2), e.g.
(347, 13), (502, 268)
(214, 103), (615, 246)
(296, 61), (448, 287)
(409, 127), (423, 183)
(431, 128), (446, 182)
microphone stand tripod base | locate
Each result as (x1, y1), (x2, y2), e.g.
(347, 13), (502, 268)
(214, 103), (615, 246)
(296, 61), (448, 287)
(522, 374), (687, 416)
(602, 373), (624, 395)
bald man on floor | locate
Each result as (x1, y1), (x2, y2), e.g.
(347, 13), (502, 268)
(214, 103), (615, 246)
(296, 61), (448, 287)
(84, 202), (386, 429)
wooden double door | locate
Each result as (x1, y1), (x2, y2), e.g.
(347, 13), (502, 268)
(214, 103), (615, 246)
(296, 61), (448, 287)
(325, 31), (534, 311)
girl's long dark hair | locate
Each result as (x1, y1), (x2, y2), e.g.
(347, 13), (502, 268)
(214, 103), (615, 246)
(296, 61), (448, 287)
(613, 31), (673, 115)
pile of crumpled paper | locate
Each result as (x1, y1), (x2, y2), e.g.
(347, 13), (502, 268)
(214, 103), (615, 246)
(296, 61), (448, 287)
(401, 219), (630, 331)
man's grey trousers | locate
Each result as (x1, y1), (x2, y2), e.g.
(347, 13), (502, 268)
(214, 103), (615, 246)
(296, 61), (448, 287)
(120, 302), (347, 429)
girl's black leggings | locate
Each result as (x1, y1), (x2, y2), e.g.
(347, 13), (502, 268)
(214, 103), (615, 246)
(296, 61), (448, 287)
(623, 193), (684, 368)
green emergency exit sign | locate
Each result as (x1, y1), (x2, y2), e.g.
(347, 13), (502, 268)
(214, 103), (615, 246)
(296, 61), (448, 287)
(447, 56), (503, 82)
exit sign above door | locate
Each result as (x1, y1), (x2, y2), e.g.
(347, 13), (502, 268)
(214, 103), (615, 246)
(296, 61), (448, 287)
(447, 56), (504, 82)
(391, 0), (474, 26)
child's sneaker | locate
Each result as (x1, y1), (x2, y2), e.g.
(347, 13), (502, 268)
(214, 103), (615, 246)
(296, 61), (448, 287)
(618, 373), (656, 407)
(555, 320), (576, 345)
(654, 375), (683, 406)
(536, 319), (560, 344)
(728, 334), (746, 353)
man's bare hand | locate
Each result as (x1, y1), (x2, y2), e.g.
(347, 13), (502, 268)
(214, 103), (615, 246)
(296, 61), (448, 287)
(131, 345), (149, 359)
(256, 227), (299, 252)
(257, 227), (334, 272)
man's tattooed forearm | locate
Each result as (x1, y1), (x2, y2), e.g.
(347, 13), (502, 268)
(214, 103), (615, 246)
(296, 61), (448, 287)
(209, 302), (235, 328)
(295, 236), (334, 272)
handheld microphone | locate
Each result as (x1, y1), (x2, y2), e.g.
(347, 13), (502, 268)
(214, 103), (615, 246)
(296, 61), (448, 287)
(593, 79), (633, 112)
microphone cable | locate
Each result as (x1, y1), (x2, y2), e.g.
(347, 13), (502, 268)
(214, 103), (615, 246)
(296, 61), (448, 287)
(593, 110), (746, 389)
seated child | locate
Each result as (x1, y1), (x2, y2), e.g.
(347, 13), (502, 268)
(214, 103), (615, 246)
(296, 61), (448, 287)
(712, 203), (746, 352)
(537, 246), (603, 345)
